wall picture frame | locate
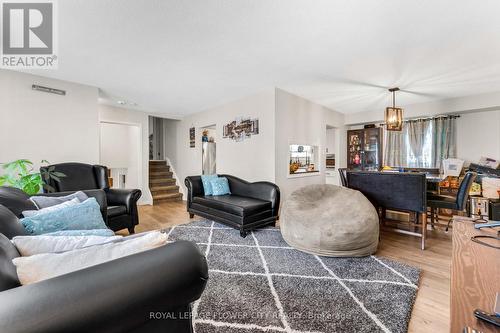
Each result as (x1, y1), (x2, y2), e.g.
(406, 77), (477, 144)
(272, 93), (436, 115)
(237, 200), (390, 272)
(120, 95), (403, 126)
(189, 127), (195, 148)
(222, 117), (259, 142)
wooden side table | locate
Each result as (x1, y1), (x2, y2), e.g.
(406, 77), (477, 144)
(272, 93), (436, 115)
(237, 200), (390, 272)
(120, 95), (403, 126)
(450, 216), (500, 333)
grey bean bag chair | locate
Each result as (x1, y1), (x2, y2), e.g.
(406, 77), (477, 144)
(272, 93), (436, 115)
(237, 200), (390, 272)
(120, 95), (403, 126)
(280, 184), (379, 257)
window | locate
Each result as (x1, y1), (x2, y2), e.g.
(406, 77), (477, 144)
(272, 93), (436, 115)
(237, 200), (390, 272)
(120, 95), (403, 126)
(289, 144), (319, 176)
(404, 122), (433, 168)
(383, 117), (457, 169)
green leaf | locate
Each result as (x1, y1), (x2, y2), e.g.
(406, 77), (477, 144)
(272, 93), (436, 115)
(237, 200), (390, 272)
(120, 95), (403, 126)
(0, 159), (50, 195)
(23, 182), (40, 195)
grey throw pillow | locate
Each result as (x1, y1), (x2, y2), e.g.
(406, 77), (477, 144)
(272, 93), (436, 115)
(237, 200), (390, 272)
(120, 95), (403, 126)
(30, 191), (89, 209)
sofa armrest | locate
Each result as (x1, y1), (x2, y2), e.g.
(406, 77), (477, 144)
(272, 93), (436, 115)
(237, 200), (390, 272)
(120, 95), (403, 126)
(0, 240), (208, 333)
(222, 175), (281, 217)
(36, 189), (108, 222)
(185, 176), (204, 208)
(105, 188), (142, 214)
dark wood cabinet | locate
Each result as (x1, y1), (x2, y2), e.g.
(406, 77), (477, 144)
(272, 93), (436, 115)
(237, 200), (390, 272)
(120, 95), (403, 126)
(347, 128), (382, 171)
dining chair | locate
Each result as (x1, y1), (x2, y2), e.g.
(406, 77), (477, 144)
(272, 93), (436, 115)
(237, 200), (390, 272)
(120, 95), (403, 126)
(338, 168), (348, 187)
(427, 171), (477, 231)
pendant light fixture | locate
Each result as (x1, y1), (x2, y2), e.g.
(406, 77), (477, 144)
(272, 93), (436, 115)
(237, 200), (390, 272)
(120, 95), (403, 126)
(385, 87), (403, 131)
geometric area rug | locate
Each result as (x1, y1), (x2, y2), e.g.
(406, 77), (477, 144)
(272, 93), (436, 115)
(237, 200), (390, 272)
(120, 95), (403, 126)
(164, 219), (421, 333)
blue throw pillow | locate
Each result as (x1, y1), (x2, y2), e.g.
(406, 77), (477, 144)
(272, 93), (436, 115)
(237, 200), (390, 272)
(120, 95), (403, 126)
(20, 197), (108, 235)
(43, 229), (115, 237)
(210, 177), (231, 196)
(201, 174), (218, 195)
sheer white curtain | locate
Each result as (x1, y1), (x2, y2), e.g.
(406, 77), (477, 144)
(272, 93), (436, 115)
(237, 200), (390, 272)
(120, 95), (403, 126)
(383, 116), (457, 168)
(406, 120), (433, 168)
(432, 117), (456, 168)
(383, 128), (406, 167)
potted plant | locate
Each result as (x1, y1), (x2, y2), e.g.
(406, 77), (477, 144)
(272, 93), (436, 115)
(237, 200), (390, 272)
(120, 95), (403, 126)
(0, 159), (65, 195)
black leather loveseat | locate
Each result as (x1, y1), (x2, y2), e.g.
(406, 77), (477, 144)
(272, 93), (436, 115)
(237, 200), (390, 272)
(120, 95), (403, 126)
(0, 200), (208, 332)
(185, 175), (280, 237)
(41, 163), (142, 234)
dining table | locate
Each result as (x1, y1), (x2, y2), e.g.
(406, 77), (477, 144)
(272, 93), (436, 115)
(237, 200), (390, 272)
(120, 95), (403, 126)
(425, 173), (446, 183)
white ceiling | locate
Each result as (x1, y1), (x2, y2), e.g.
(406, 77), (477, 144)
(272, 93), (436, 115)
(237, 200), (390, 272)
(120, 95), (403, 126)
(26, 0), (500, 116)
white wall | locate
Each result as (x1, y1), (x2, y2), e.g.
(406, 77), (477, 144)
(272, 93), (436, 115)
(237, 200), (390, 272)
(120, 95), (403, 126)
(168, 90), (276, 195)
(325, 128), (335, 155)
(0, 70), (99, 169)
(100, 122), (141, 189)
(275, 89), (346, 199)
(98, 105), (153, 204)
(456, 110), (500, 164)
(163, 119), (179, 167)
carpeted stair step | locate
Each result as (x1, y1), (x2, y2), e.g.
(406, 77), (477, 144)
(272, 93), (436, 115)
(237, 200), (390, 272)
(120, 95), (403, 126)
(153, 193), (183, 203)
(149, 171), (173, 179)
(150, 185), (179, 195)
(149, 178), (176, 186)
(149, 160), (166, 165)
(149, 165), (170, 172)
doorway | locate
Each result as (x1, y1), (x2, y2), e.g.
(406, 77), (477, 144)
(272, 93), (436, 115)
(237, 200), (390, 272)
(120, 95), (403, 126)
(325, 125), (338, 185)
(149, 116), (164, 160)
(100, 121), (141, 189)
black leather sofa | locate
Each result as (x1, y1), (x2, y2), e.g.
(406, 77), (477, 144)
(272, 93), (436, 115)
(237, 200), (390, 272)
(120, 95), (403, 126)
(185, 175), (280, 237)
(0, 200), (208, 333)
(41, 163), (142, 234)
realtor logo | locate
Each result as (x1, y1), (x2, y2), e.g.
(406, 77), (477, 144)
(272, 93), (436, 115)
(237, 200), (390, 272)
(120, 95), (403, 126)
(1, 0), (58, 68)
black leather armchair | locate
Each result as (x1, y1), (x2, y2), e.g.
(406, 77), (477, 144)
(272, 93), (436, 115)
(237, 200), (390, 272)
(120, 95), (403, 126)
(0, 203), (208, 333)
(41, 163), (141, 234)
(185, 175), (280, 237)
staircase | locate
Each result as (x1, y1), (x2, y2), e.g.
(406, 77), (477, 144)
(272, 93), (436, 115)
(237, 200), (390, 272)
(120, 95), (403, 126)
(149, 160), (183, 204)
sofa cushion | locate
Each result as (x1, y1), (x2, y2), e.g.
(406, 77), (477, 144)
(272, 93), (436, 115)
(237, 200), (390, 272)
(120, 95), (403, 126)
(0, 234), (21, 291)
(12, 234), (123, 256)
(43, 229), (116, 237)
(0, 186), (37, 218)
(0, 205), (28, 239)
(20, 198), (107, 235)
(22, 198), (80, 217)
(12, 231), (168, 285)
(30, 191), (88, 209)
(107, 205), (127, 218)
(192, 195), (271, 217)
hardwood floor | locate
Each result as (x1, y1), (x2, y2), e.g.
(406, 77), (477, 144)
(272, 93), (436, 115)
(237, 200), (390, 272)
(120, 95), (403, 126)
(130, 201), (452, 333)
(378, 228), (451, 333)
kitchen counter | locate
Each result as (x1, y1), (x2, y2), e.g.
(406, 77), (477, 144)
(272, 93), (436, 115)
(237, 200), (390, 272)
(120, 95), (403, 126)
(288, 170), (320, 179)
